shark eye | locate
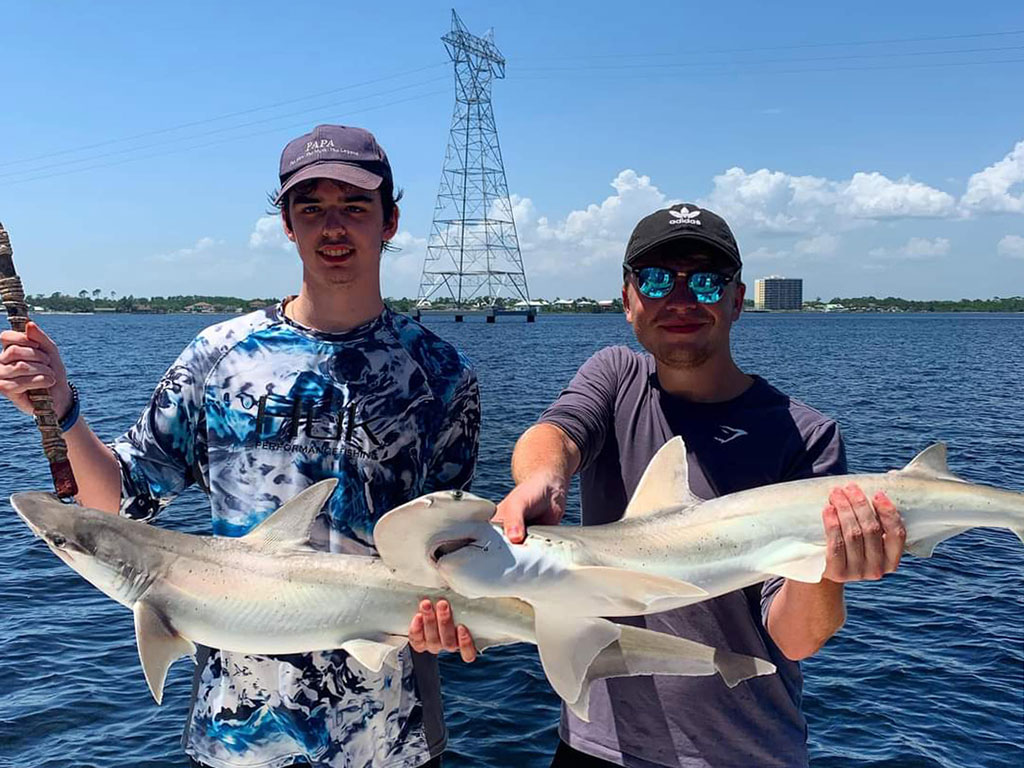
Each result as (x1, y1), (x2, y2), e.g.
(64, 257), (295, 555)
(51, 534), (67, 549)
(451, 490), (463, 500)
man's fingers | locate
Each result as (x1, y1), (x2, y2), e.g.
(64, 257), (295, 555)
(0, 372), (56, 393)
(829, 487), (865, 578)
(26, 323), (60, 357)
(875, 491), (906, 572)
(418, 599), (443, 652)
(0, 330), (38, 350)
(408, 613), (427, 653)
(493, 503), (527, 544)
(435, 600), (459, 652)
(845, 484), (885, 580)
(457, 625), (477, 663)
(822, 503), (847, 581)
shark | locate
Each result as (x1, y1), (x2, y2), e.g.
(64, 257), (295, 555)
(372, 439), (1024, 615)
(10, 480), (776, 722)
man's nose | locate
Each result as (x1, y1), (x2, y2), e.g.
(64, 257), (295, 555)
(322, 207), (347, 233)
(664, 276), (699, 306)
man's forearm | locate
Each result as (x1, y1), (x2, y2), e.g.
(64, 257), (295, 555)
(511, 423), (581, 485)
(766, 578), (846, 661)
(63, 419), (122, 513)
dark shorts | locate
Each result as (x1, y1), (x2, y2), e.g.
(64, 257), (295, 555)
(550, 741), (620, 767)
(190, 757), (442, 768)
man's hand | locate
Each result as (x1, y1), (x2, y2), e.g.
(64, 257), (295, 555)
(493, 472), (567, 544)
(408, 599), (477, 663)
(822, 484), (906, 582)
(0, 322), (72, 416)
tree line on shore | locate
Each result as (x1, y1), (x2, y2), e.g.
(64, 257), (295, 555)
(805, 296), (1024, 312)
(19, 292), (1024, 314)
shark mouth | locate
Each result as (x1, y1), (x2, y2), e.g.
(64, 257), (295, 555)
(430, 537), (489, 563)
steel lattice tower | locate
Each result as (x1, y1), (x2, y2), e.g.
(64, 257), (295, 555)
(416, 10), (530, 309)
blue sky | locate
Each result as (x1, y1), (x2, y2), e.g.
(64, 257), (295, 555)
(1, 0), (1022, 301)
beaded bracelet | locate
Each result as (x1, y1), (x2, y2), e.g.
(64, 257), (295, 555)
(58, 381), (81, 433)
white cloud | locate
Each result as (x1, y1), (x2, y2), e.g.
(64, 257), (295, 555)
(868, 237), (951, 260)
(962, 141), (1024, 214)
(152, 236), (219, 263)
(900, 237), (950, 258)
(515, 170), (676, 276)
(794, 234), (839, 257)
(997, 234), (1024, 259)
(701, 167), (956, 235)
(381, 231), (429, 298)
(839, 173), (957, 219)
(249, 215), (292, 251)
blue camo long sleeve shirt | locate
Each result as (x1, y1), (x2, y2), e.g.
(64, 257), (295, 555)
(111, 303), (480, 768)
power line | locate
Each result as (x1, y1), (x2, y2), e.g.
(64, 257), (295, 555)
(516, 44), (1024, 73)
(0, 62), (448, 169)
(0, 75), (449, 180)
(514, 56), (1024, 82)
(6, 88), (450, 186)
(513, 28), (1024, 63)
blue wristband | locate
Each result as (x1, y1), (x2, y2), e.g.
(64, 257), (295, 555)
(59, 382), (80, 432)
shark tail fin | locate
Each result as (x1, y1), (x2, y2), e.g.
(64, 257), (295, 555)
(534, 610), (776, 722)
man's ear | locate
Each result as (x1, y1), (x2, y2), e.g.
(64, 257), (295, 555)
(622, 282), (635, 323)
(383, 204), (399, 243)
(732, 280), (745, 321)
(282, 211), (296, 243)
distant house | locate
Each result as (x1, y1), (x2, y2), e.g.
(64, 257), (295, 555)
(248, 300), (269, 309)
(184, 302), (216, 313)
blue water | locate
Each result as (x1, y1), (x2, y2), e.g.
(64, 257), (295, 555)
(0, 312), (1021, 768)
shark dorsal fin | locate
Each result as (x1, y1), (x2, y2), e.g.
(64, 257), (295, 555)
(242, 479), (338, 550)
(899, 443), (964, 482)
(623, 437), (701, 519)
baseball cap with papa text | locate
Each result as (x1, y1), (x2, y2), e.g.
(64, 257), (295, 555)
(624, 204), (742, 273)
(273, 124), (393, 205)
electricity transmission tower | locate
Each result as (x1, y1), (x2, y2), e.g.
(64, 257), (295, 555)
(416, 10), (530, 310)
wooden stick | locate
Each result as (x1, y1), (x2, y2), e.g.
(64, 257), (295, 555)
(0, 222), (78, 498)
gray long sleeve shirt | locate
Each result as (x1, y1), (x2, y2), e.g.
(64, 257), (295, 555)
(540, 346), (846, 768)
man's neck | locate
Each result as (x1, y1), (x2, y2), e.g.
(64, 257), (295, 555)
(654, 354), (753, 403)
(286, 280), (385, 333)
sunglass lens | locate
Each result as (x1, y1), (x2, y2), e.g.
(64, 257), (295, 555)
(689, 272), (726, 304)
(637, 267), (674, 298)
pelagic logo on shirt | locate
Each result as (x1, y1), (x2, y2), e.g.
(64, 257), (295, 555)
(239, 391), (383, 458)
(714, 425), (748, 444)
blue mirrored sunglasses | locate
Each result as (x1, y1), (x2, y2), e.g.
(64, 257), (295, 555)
(626, 266), (735, 303)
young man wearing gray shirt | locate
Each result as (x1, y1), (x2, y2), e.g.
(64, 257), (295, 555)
(493, 205), (908, 767)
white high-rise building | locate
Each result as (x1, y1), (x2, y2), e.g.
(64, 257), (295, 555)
(754, 277), (803, 310)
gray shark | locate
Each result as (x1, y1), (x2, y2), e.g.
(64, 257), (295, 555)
(10, 480), (775, 722)
(373, 440), (1024, 614)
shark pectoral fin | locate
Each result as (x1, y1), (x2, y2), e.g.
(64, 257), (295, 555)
(340, 636), (407, 673)
(762, 543), (826, 583)
(623, 437), (702, 519)
(712, 647), (777, 688)
(243, 478), (339, 551)
(557, 566), (708, 616)
(133, 601), (196, 705)
(534, 611), (621, 716)
(598, 625), (776, 689)
(905, 527), (969, 558)
(564, 625), (778, 721)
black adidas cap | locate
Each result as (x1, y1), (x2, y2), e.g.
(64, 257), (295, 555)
(624, 204), (742, 272)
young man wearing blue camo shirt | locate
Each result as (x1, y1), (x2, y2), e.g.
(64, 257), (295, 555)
(0, 125), (479, 768)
